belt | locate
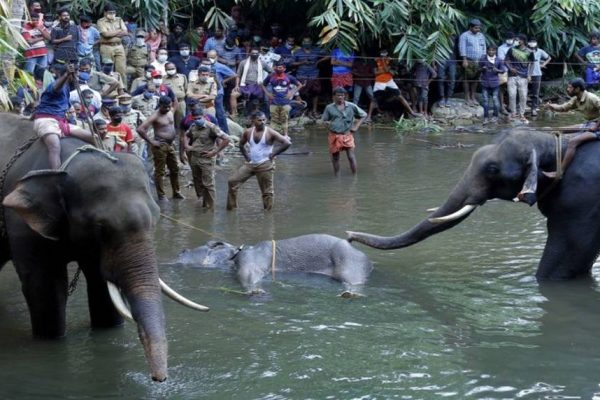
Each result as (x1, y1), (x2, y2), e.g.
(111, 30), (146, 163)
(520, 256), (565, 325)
(101, 42), (122, 47)
(202, 101), (215, 108)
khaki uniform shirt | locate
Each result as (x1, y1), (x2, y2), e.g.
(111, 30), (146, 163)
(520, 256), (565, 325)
(97, 17), (127, 45)
(186, 79), (217, 108)
(188, 121), (229, 156)
(132, 95), (159, 118)
(130, 77), (149, 93)
(87, 70), (121, 92)
(122, 109), (146, 130)
(553, 91), (600, 121)
(164, 74), (188, 101)
(127, 45), (149, 68)
(102, 72), (124, 98)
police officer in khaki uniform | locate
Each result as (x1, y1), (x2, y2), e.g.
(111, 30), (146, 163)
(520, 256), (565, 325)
(97, 3), (128, 87)
(130, 64), (155, 93)
(127, 30), (150, 81)
(119, 93), (146, 156)
(163, 61), (187, 127)
(132, 83), (160, 118)
(79, 58), (122, 98)
(187, 65), (217, 116)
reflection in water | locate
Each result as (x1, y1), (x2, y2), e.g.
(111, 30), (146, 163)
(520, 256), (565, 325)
(2, 124), (600, 398)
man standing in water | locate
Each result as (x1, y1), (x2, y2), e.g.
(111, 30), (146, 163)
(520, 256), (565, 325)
(226, 111), (291, 211)
(137, 95), (184, 200)
(321, 87), (367, 176)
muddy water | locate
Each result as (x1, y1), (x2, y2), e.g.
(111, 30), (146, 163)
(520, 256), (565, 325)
(2, 118), (600, 399)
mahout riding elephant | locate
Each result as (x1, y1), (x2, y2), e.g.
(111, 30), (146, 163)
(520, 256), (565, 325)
(348, 129), (600, 280)
(176, 234), (373, 294)
(0, 113), (207, 382)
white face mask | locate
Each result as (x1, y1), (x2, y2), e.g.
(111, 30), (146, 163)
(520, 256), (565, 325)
(157, 54), (168, 62)
(136, 38), (145, 46)
(145, 71), (152, 79)
(166, 69), (176, 76)
(528, 42), (537, 48)
(153, 78), (162, 85)
(180, 50), (190, 57)
(208, 58), (216, 64)
(505, 39), (514, 46)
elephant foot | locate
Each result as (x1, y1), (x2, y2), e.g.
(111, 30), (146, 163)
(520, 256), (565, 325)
(339, 291), (365, 299)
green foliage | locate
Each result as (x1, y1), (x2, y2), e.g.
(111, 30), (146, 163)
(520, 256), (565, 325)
(394, 116), (443, 136)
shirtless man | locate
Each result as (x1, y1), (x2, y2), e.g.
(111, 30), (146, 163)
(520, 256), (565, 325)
(226, 110), (291, 211)
(137, 95), (184, 200)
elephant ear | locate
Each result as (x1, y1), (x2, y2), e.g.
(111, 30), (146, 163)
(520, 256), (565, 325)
(2, 170), (68, 240)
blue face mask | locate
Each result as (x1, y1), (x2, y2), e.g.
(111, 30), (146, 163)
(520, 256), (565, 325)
(193, 118), (206, 128)
(143, 91), (154, 99)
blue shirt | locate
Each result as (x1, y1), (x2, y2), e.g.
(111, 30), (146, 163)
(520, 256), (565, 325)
(479, 55), (507, 88)
(210, 61), (236, 95)
(331, 48), (354, 74)
(263, 72), (300, 106)
(294, 47), (324, 79)
(459, 30), (486, 60)
(275, 45), (294, 67)
(36, 82), (71, 117)
(203, 36), (226, 55)
(168, 55), (201, 76)
(77, 25), (100, 57)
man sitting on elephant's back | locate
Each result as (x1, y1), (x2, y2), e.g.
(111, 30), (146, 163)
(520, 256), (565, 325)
(33, 63), (94, 169)
(544, 78), (600, 178)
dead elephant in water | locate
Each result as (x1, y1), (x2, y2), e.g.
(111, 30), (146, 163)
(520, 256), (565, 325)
(176, 234), (374, 295)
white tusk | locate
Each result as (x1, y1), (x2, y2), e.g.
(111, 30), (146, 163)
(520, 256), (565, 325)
(107, 281), (134, 322)
(159, 278), (210, 312)
(426, 207), (439, 212)
(428, 204), (477, 224)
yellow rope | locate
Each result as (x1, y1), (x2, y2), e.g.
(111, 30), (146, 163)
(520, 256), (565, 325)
(554, 131), (563, 180)
(159, 212), (229, 242)
(271, 239), (276, 281)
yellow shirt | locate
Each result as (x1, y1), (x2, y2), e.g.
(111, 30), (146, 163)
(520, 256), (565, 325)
(554, 91), (600, 121)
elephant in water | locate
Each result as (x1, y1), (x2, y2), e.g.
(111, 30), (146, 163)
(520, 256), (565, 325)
(348, 129), (600, 280)
(176, 234), (373, 294)
(0, 113), (207, 382)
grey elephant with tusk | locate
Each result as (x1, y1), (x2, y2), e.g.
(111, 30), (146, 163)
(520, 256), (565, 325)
(348, 129), (600, 280)
(0, 114), (207, 382)
(176, 234), (374, 295)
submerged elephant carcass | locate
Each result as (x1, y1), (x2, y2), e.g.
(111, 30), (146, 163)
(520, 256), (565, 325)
(176, 234), (374, 294)
(0, 113), (207, 382)
(348, 129), (600, 280)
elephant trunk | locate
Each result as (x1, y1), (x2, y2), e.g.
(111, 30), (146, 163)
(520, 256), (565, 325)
(348, 177), (483, 249)
(104, 234), (168, 382)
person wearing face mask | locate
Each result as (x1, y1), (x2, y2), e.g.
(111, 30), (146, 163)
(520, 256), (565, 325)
(76, 15), (100, 63)
(79, 58), (123, 98)
(527, 38), (551, 117)
(69, 71), (102, 108)
(127, 30), (151, 81)
(22, 12), (51, 74)
(163, 61), (188, 127)
(99, 59), (124, 98)
(132, 83), (160, 122)
(262, 60), (303, 136)
(218, 37), (243, 69)
(203, 27), (227, 55)
(130, 64), (156, 92)
(293, 36), (328, 118)
(50, 8), (79, 63)
(97, 4), (129, 87)
(151, 48), (169, 75)
(275, 35), (297, 69)
(169, 42), (201, 77)
(505, 34), (535, 122)
(105, 106), (134, 152)
(204, 50), (237, 133)
(94, 97), (117, 123)
(497, 32), (516, 115)
(118, 93), (146, 155)
(187, 66), (217, 116)
(131, 70), (179, 110)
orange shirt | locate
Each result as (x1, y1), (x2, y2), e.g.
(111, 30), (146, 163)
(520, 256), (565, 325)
(107, 123), (134, 152)
(375, 58), (393, 83)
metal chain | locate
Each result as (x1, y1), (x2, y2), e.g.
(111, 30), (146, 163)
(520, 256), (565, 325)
(0, 136), (39, 238)
(67, 267), (82, 296)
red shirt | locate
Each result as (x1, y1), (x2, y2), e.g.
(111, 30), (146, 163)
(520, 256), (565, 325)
(107, 123), (134, 152)
(22, 22), (48, 58)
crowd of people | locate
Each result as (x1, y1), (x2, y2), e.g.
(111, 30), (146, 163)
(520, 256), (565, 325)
(10, 3), (600, 209)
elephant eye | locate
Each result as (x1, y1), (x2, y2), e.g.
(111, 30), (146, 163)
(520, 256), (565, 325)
(484, 163), (500, 176)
